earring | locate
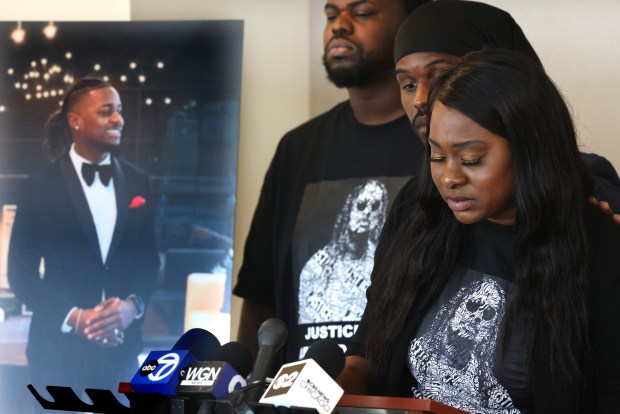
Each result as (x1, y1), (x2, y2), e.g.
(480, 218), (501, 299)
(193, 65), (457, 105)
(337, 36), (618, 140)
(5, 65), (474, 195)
(74, 126), (79, 130)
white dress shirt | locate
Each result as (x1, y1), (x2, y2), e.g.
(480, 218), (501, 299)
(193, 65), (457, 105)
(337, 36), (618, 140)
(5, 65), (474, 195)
(62, 145), (118, 332)
(69, 144), (117, 263)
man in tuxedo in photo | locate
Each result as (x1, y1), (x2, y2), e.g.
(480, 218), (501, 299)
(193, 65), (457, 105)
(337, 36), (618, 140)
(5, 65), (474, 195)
(8, 77), (160, 408)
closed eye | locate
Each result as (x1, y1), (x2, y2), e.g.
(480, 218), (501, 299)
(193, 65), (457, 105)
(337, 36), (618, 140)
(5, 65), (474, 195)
(324, 5), (338, 21)
(352, 4), (377, 19)
(461, 158), (481, 166)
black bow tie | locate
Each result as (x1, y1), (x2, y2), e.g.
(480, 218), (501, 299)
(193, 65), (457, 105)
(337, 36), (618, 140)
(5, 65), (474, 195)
(81, 163), (113, 186)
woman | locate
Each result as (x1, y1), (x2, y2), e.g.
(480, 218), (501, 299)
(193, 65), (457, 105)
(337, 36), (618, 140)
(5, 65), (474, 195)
(338, 49), (620, 413)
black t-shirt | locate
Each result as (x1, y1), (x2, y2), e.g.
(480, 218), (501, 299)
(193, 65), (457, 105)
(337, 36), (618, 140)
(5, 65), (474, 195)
(234, 101), (423, 362)
(348, 178), (620, 412)
(408, 221), (528, 413)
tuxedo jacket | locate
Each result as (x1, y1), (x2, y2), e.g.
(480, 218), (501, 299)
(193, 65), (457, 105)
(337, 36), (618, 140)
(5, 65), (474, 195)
(8, 154), (160, 373)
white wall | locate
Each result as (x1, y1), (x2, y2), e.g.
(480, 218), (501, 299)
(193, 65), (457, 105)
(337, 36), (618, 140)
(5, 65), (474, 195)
(484, 0), (620, 170)
(0, 0), (130, 20)
(309, 0), (620, 169)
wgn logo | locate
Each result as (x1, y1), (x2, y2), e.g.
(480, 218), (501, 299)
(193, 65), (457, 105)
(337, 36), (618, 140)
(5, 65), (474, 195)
(263, 362), (305, 398)
(139, 353), (180, 382)
(180, 363), (222, 386)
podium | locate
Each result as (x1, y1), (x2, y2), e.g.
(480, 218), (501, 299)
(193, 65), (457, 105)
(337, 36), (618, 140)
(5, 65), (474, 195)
(336, 395), (467, 414)
(29, 383), (468, 414)
(116, 385), (469, 413)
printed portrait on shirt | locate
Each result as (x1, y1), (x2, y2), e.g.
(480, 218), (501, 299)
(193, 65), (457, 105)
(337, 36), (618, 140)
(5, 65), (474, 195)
(292, 176), (409, 358)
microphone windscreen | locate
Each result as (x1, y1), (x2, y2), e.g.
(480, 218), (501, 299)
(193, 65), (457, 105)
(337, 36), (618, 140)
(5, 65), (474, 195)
(247, 318), (288, 402)
(172, 328), (221, 361)
(257, 318), (287, 350)
(213, 342), (253, 378)
(304, 339), (346, 380)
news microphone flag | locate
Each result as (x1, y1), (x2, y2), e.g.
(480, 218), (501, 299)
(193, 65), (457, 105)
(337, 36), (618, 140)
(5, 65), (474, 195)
(176, 361), (247, 398)
(129, 350), (196, 395)
(259, 358), (344, 414)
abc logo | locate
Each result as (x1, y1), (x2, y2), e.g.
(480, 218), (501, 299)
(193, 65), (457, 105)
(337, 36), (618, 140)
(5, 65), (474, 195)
(139, 360), (159, 377)
(148, 353), (181, 382)
(137, 353), (181, 382)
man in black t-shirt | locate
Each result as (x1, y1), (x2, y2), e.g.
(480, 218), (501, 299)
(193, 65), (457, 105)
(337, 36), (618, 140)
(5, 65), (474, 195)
(233, 0), (430, 363)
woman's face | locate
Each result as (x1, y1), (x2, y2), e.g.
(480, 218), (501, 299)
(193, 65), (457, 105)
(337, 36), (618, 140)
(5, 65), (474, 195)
(429, 102), (516, 225)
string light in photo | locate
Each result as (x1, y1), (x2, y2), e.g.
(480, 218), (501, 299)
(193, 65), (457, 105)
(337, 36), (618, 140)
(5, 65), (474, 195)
(42, 22), (58, 40)
(10, 21), (59, 45)
(10, 22), (26, 45)
(2, 47), (180, 112)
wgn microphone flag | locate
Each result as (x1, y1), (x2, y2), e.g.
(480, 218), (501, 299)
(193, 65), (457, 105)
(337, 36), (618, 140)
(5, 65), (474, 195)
(176, 341), (253, 399)
(259, 339), (345, 414)
(130, 328), (220, 395)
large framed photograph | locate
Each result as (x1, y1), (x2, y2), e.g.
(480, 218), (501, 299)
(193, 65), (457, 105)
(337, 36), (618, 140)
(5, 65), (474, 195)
(0, 20), (243, 411)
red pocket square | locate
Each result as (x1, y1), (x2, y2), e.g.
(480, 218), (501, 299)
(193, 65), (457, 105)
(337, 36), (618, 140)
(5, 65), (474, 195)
(129, 196), (146, 209)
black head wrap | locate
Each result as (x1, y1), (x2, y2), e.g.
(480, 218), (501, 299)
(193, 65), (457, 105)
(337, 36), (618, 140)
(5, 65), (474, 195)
(404, 0), (434, 13)
(394, 0), (541, 64)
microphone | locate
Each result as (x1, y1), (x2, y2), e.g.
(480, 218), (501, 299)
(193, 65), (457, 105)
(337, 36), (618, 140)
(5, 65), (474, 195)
(176, 341), (253, 399)
(246, 318), (288, 402)
(303, 339), (346, 380)
(259, 339), (345, 414)
(214, 341), (253, 379)
(172, 328), (221, 358)
(129, 328), (221, 395)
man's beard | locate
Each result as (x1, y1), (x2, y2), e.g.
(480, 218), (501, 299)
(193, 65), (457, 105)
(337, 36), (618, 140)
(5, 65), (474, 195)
(322, 48), (394, 88)
(411, 106), (429, 143)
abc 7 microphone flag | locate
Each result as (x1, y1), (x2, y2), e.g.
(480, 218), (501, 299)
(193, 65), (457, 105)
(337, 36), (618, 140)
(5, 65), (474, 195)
(259, 358), (344, 414)
(130, 350), (196, 395)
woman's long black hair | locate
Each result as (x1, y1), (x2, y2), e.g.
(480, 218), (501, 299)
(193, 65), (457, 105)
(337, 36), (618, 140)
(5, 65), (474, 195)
(364, 49), (593, 387)
(43, 77), (111, 160)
